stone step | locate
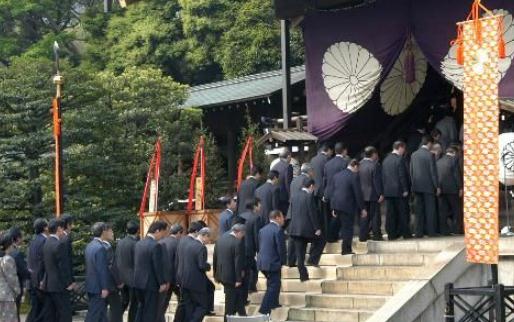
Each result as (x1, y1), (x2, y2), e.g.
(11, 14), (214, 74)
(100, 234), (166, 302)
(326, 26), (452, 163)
(322, 280), (408, 296)
(208, 265), (337, 280)
(336, 265), (427, 281)
(366, 236), (461, 254)
(257, 278), (323, 293)
(167, 302), (290, 321)
(250, 291), (309, 306)
(316, 241), (368, 254)
(306, 293), (389, 310)
(307, 253), (353, 267)
(351, 253), (430, 266)
(288, 307), (373, 322)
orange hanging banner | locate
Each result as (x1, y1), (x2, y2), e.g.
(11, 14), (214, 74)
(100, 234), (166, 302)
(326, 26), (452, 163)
(187, 136), (205, 212)
(236, 136), (254, 190)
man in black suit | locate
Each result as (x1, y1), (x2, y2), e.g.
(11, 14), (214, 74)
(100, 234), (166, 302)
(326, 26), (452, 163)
(288, 179), (322, 281)
(157, 224), (184, 322)
(238, 198), (261, 293)
(219, 195), (237, 236)
(323, 142), (350, 242)
(180, 227), (212, 322)
(382, 141), (411, 240)
(310, 143), (334, 239)
(359, 146), (384, 241)
(257, 210), (286, 315)
(26, 218), (49, 322)
(84, 222), (113, 322)
(61, 214), (75, 289)
(8, 227), (30, 321)
(42, 218), (74, 322)
(134, 221), (169, 322)
(101, 223), (123, 322)
(326, 160), (366, 255)
(115, 220), (139, 322)
(237, 165), (262, 214)
(437, 147), (463, 234)
(271, 148), (293, 215)
(255, 170), (280, 225)
(410, 135), (440, 237)
(214, 224), (247, 321)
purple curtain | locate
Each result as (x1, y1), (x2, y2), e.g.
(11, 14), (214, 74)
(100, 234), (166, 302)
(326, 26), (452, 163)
(304, 0), (514, 141)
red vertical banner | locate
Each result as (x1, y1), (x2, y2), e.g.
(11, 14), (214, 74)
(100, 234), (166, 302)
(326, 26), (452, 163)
(52, 98), (63, 217)
(139, 138), (162, 219)
(187, 136), (206, 212)
(236, 136), (254, 190)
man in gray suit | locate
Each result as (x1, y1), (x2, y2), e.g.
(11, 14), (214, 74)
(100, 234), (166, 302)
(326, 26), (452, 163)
(310, 143), (334, 238)
(437, 147), (463, 234)
(410, 135), (440, 237)
(435, 105), (458, 152)
(359, 146), (384, 241)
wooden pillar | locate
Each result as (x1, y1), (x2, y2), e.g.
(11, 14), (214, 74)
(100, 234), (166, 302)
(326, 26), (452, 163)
(281, 19), (292, 129)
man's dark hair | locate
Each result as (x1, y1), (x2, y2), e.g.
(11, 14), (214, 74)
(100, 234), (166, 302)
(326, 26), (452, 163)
(33, 218), (48, 235)
(197, 220), (207, 228)
(8, 227), (22, 243)
(147, 220), (168, 234)
(170, 224), (183, 235)
(393, 140), (406, 150)
(48, 218), (65, 234)
(348, 159), (359, 167)
(221, 195), (236, 207)
(303, 178), (315, 188)
(91, 222), (108, 238)
(245, 198), (260, 210)
(320, 142), (333, 152)
(267, 170), (279, 180)
(334, 142), (347, 155)
(364, 146), (377, 158)
(446, 146), (457, 154)
(61, 214), (74, 229)
(126, 220), (139, 235)
(250, 165), (263, 176)
(188, 221), (203, 234)
(430, 129), (442, 138)
(269, 210), (284, 220)
(0, 231), (13, 252)
(421, 134), (434, 146)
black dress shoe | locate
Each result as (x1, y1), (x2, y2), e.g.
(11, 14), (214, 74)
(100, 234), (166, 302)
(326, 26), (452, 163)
(341, 251), (355, 256)
(307, 262), (320, 268)
(372, 236), (384, 241)
(207, 311), (216, 316)
(288, 264), (297, 268)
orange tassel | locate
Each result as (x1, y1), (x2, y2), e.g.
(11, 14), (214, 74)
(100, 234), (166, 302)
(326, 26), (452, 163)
(499, 36), (506, 59)
(457, 42), (465, 65)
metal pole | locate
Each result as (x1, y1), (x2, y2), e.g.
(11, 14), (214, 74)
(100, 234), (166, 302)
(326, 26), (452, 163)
(444, 283), (455, 322)
(280, 19), (292, 130)
(52, 42), (64, 217)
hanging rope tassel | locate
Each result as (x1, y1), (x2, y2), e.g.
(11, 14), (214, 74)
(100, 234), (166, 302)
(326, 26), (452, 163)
(452, 26), (465, 65)
(404, 37), (416, 84)
(499, 16), (506, 59)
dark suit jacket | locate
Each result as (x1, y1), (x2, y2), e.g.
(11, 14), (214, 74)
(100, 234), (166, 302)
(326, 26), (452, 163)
(288, 190), (320, 238)
(410, 147), (439, 194)
(323, 155), (349, 198)
(359, 158), (384, 202)
(310, 152), (329, 197)
(61, 233), (75, 282)
(327, 169), (365, 214)
(11, 246), (30, 292)
(177, 237), (211, 293)
(382, 153), (410, 198)
(271, 159), (293, 203)
(255, 182), (280, 222)
(219, 209), (235, 235)
(240, 211), (261, 256)
(437, 154), (462, 194)
(158, 236), (180, 285)
(213, 233), (245, 286)
(114, 235), (137, 288)
(85, 238), (111, 294)
(133, 236), (165, 291)
(103, 241), (122, 289)
(42, 235), (73, 292)
(176, 236), (193, 286)
(237, 177), (260, 214)
(28, 234), (46, 289)
(257, 222), (286, 272)
(287, 174), (310, 220)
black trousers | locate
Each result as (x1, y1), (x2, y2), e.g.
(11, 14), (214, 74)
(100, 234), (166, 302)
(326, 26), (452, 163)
(107, 289), (123, 322)
(360, 201), (381, 241)
(286, 235), (296, 266)
(182, 289), (209, 322)
(314, 196), (330, 238)
(85, 293), (107, 322)
(223, 284), (246, 321)
(121, 286), (138, 322)
(307, 235), (326, 266)
(258, 270), (281, 315)
(385, 197), (411, 239)
(26, 288), (48, 322)
(438, 193), (462, 234)
(246, 257), (258, 292)
(335, 210), (354, 254)
(292, 236), (309, 281)
(414, 192), (437, 237)
(135, 289), (160, 322)
(44, 291), (72, 322)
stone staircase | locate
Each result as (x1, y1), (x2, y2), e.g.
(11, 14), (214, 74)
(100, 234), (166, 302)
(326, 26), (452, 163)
(163, 237), (461, 322)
